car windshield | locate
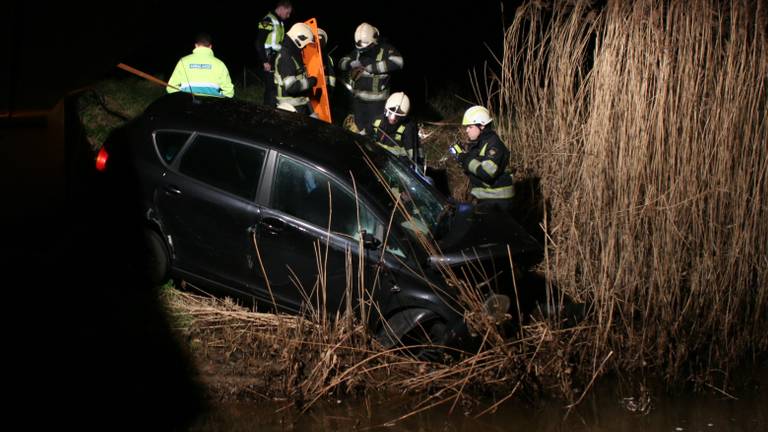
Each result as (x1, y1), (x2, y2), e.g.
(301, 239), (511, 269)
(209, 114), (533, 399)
(375, 157), (447, 237)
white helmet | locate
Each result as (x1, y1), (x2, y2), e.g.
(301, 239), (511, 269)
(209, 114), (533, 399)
(287, 23), (314, 49)
(317, 28), (328, 46)
(385, 92), (410, 117)
(277, 102), (297, 112)
(354, 22), (379, 49)
(462, 105), (492, 126)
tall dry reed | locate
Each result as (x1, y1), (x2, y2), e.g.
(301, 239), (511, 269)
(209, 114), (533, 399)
(499, 0), (767, 387)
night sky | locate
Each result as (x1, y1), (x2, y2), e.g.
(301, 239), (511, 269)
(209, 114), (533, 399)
(7, 1), (519, 112)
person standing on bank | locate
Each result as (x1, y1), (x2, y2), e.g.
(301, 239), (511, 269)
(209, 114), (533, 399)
(255, 0), (293, 107)
(167, 32), (234, 98)
(339, 22), (403, 132)
(274, 22), (318, 115)
(365, 92), (423, 172)
(450, 106), (515, 213)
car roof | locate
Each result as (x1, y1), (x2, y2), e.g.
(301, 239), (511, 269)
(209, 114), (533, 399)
(143, 93), (379, 178)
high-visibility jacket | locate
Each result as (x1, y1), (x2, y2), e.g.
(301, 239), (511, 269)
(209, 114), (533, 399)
(274, 39), (314, 109)
(458, 129), (514, 200)
(338, 42), (403, 102)
(167, 47), (234, 98)
(255, 11), (285, 66)
(366, 116), (421, 164)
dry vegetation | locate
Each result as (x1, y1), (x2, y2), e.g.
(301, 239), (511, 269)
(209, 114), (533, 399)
(494, 0), (767, 388)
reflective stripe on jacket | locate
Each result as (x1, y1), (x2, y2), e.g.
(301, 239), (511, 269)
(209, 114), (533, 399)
(460, 129), (514, 200)
(339, 42), (403, 101)
(275, 40), (312, 108)
(167, 47), (234, 98)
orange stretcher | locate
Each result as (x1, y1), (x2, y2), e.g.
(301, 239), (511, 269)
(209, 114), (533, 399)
(302, 18), (331, 123)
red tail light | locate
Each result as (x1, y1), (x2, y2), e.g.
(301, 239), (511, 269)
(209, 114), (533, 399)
(95, 147), (109, 172)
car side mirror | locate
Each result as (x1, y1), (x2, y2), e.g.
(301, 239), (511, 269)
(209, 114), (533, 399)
(361, 231), (381, 250)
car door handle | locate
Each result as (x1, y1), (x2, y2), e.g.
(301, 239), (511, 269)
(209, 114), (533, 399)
(163, 185), (182, 195)
(259, 217), (285, 234)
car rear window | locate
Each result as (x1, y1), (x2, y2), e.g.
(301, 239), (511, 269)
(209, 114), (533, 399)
(154, 130), (190, 164)
(179, 135), (266, 200)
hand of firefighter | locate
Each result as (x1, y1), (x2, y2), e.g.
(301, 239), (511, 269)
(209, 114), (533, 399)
(312, 87), (322, 100)
(307, 76), (318, 88)
(349, 67), (364, 81)
(448, 143), (464, 161)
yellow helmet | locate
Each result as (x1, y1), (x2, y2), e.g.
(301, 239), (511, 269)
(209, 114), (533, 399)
(354, 22), (379, 49)
(287, 23), (314, 49)
(462, 106), (492, 126)
(385, 92), (410, 117)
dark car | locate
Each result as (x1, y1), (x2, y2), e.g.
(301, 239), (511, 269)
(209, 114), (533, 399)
(96, 92), (544, 351)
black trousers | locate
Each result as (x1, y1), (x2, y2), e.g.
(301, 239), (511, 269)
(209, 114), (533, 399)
(476, 198), (513, 215)
(262, 69), (277, 107)
(352, 98), (385, 131)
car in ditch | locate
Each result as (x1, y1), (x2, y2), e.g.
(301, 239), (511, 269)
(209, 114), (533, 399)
(95, 92), (544, 352)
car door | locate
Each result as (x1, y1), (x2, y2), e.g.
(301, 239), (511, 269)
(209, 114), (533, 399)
(254, 154), (386, 314)
(155, 132), (267, 292)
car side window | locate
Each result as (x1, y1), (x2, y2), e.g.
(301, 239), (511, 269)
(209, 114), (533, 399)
(178, 135), (266, 200)
(154, 130), (190, 164)
(272, 156), (378, 239)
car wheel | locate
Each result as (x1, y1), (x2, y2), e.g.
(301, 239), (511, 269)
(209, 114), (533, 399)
(143, 228), (170, 286)
(402, 319), (448, 362)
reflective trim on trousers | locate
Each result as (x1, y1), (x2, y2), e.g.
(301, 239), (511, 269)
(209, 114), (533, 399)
(471, 185), (515, 199)
(354, 90), (389, 101)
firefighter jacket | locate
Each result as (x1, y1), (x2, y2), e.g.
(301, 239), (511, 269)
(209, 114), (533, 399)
(274, 38), (315, 109)
(323, 51), (336, 90)
(338, 42), (403, 102)
(366, 116), (421, 164)
(458, 128), (514, 200)
(255, 11), (285, 66)
(167, 46), (234, 98)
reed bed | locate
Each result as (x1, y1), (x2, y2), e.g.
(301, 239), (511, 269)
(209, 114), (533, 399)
(498, 0), (767, 388)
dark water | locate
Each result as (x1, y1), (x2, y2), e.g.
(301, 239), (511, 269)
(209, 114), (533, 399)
(192, 370), (767, 431)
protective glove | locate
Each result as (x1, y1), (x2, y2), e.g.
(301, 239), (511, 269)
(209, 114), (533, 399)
(349, 59), (362, 69)
(448, 143), (464, 158)
(307, 76), (318, 88)
(312, 87), (322, 99)
(350, 67), (364, 80)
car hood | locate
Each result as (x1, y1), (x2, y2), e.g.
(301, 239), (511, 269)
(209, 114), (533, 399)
(429, 204), (543, 268)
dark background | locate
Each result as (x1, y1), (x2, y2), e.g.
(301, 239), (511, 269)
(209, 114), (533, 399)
(6, 1), (521, 112)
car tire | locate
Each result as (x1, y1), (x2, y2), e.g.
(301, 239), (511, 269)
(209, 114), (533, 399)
(402, 319), (448, 362)
(143, 228), (170, 286)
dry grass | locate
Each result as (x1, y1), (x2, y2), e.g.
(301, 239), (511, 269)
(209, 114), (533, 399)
(163, 286), (585, 413)
(498, 0), (767, 388)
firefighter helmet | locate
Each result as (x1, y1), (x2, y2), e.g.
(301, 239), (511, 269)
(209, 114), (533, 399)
(385, 92), (410, 117)
(462, 106), (493, 126)
(287, 23), (314, 49)
(354, 22), (379, 49)
(317, 28), (328, 46)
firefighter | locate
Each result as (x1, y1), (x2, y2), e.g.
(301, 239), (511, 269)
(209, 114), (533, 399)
(339, 22), (404, 132)
(365, 92), (423, 172)
(167, 32), (234, 98)
(255, 1), (293, 107)
(450, 106), (515, 213)
(317, 28), (336, 106)
(274, 22), (318, 115)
